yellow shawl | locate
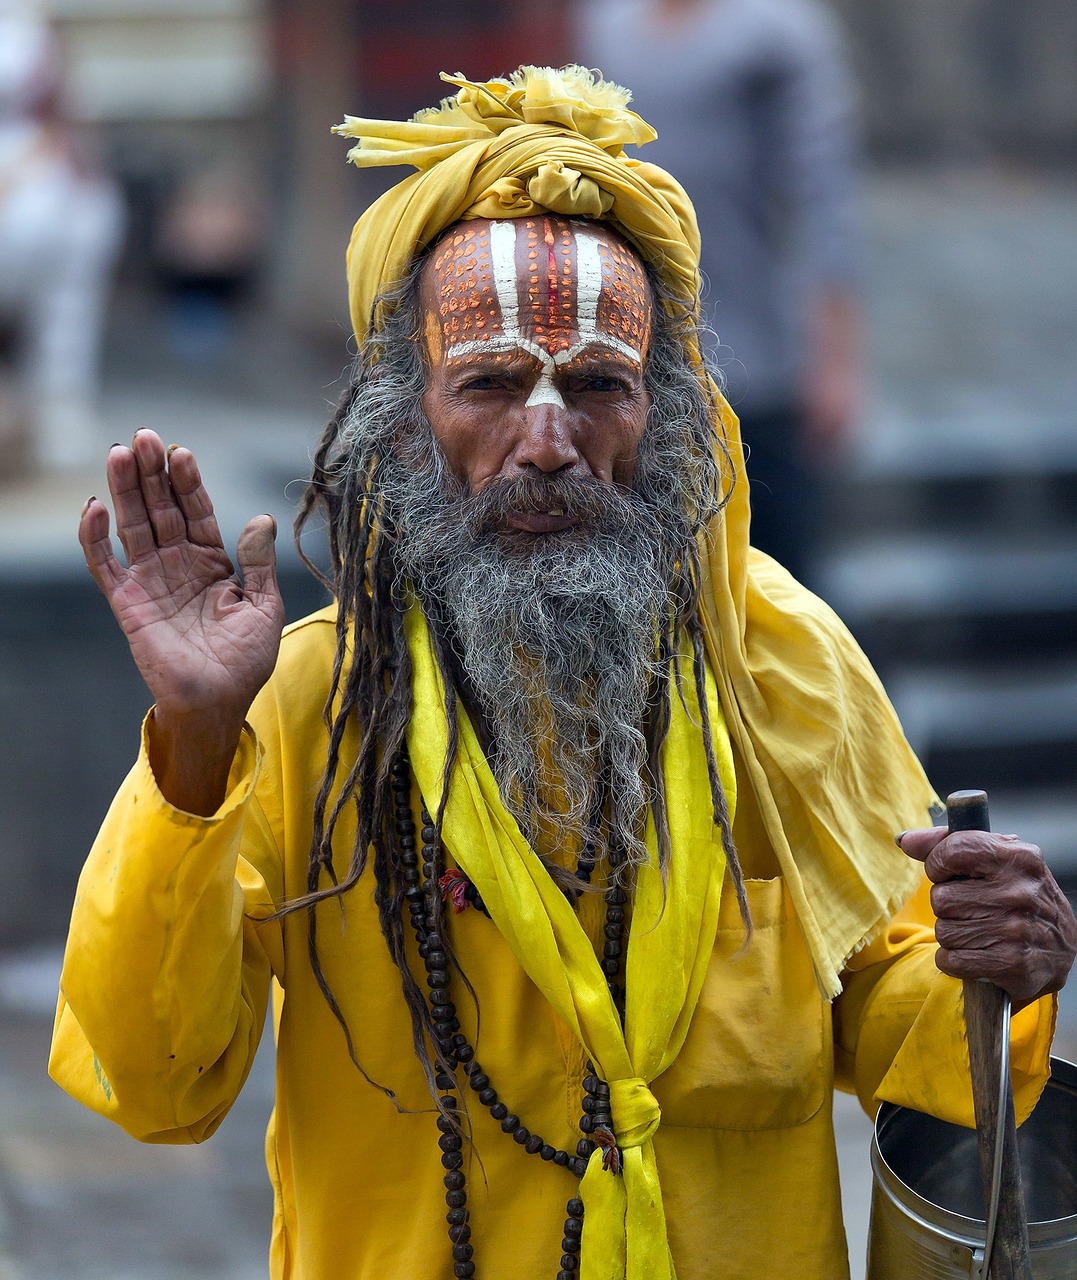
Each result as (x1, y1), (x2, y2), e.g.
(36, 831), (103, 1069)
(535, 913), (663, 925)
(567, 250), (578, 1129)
(335, 64), (937, 1278)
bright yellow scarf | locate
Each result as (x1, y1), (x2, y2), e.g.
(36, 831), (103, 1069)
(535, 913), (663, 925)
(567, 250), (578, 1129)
(404, 606), (736, 1280)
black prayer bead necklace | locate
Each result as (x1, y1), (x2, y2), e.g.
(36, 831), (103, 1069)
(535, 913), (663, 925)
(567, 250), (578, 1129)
(389, 753), (627, 1280)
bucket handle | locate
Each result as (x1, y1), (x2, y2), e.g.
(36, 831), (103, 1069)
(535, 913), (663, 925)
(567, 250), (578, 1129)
(975, 988), (1010, 1280)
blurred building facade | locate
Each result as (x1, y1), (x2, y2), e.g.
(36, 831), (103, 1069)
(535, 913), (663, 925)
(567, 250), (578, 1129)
(831, 0), (1077, 163)
(46, 0), (568, 339)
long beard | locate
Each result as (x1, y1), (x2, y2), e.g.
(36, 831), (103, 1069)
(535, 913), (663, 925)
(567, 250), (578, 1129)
(388, 456), (674, 867)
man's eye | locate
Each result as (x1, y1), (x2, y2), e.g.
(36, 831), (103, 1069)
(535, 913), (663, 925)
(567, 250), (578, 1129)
(460, 375), (504, 391)
(575, 375), (628, 393)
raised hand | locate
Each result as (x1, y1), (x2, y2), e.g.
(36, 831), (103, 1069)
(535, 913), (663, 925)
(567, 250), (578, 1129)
(898, 827), (1077, 1007)
(80, 429), (286, 813)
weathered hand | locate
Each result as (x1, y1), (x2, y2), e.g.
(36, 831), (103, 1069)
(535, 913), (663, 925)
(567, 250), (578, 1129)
(898, 827), (1077, 1007)
(79, 429), (286, 812)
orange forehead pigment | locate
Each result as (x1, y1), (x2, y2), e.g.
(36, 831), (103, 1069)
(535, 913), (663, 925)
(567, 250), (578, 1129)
(424, 310), (444, 363)
(426, 217), (652, 372)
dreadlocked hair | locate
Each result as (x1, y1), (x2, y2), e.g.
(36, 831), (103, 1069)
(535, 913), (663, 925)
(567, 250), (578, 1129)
(633, 270), (751, 936)
(284, 244), (751, 1119)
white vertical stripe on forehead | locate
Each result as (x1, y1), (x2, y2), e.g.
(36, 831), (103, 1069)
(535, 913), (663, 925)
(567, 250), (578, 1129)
(573, 231), (603, 344)
(489, 219), (521, 337)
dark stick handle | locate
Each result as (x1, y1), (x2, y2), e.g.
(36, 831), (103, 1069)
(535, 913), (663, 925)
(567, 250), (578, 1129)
(947, 790), (1033, 1280)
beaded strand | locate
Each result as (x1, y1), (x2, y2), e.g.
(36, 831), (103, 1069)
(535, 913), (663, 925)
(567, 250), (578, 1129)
(390, 754), (627, 1280)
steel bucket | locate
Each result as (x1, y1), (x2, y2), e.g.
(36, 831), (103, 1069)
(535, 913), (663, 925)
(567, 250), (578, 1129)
(866, 1056), (1077, 1278)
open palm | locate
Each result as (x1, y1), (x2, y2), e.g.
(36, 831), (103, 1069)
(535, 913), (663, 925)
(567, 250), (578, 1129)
(80, 430), (285, 727)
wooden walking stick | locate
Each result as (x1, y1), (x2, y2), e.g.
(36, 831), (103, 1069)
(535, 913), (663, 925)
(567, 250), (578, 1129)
(947, 790), (1033, 1280)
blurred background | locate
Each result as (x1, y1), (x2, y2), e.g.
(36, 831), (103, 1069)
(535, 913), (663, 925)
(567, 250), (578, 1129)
(0, 0), (1075, 1276)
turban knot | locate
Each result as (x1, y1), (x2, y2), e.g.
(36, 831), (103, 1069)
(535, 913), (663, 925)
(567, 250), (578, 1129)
(468, 159), (615, 221)
(334, 67), (656, 172)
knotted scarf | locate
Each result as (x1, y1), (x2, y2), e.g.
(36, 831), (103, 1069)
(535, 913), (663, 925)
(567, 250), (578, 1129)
(405, 605), (735, 1280)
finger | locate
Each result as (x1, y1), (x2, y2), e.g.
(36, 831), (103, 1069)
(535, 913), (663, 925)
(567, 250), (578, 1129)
(934, 912), (1026, 954)
(131, 429), (187, 549)
(236, 515), (284, 615)
(166, 445), (226, 550)
(936, 936), (1066, 1004)
(899, 827), (1030, 884)
(78, 495), (126, 595)
(935, 944), (1028, 990)
(107, 442), (157, 563)
(894, 826), (948, 864)
(929, 831), (1033, 884)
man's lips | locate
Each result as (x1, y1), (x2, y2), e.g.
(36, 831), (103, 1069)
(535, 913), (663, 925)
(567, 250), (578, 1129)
(505, 509), (581, 533)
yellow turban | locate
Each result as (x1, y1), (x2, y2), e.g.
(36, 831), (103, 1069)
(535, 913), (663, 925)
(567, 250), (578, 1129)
(336, 66), (701, 341)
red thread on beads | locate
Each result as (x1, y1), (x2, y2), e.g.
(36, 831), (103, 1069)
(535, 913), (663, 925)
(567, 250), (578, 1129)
(438, 868), (472, 913)
(593, 1125), (621, 1175)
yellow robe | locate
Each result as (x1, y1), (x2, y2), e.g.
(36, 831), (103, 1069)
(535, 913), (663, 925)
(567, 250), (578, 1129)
(49, 607), (1054, 1280)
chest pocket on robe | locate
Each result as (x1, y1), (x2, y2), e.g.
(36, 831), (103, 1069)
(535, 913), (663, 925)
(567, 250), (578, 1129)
(651, 877), (828, 1130)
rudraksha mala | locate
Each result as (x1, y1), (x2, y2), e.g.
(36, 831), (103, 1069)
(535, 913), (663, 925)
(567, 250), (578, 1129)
(390, 753), (627, 1280)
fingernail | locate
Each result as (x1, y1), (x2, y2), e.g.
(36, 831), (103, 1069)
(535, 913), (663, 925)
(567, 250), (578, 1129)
(167, 443), (181, 458)
(894, 831), (907, 847)
(82, 495), (96, 514)
(265, 514), (277, 537)
(109, 442), (123, 451)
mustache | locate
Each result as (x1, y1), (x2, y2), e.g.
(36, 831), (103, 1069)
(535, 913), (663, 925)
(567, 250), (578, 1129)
(455, 471), (638, 538)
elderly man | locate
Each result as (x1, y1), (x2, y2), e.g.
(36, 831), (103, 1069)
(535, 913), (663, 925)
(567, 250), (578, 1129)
(50, 68), (1075, 1280)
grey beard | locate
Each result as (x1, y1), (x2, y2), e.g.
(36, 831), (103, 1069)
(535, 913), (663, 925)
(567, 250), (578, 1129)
(387, 453), (673, 869)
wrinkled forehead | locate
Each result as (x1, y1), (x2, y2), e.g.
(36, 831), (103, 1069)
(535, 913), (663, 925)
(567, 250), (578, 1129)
(421, 216), (653, 368)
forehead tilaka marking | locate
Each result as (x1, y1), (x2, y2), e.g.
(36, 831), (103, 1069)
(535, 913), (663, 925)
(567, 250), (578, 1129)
(429, 218), (651, 409)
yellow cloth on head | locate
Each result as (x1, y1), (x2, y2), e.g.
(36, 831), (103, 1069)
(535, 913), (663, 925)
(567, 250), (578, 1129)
(335, 67), (700, 338)
(405, 606), (735, 1280)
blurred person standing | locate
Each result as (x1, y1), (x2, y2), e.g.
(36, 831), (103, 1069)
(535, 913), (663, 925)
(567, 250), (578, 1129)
(154, 169), (266, 368)
(577, 0), (863, 586)
(0, 0), (124, 475)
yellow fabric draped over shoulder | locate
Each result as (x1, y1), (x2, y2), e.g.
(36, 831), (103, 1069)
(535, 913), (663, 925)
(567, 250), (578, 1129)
(405, 606), (736, 1280)
(334, 64), (935, 1000)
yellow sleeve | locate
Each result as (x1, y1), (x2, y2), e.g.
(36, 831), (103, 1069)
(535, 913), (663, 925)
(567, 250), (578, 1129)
(833, 875), (1055, 1128)
(48, 714), (285, 1145)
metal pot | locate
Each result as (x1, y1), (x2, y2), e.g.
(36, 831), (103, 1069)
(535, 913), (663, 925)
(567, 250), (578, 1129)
(866, 1056), (1077, 1278)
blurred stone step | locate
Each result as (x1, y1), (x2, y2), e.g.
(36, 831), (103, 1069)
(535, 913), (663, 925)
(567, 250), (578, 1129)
(818, 534), (1077, 665)
(824, 405), (1077, 540)
(850, 406), (1077, 482)
(829, 467), (1077, 541)
(822, 535), (1077, 621)
(886, 662), (1077, 795)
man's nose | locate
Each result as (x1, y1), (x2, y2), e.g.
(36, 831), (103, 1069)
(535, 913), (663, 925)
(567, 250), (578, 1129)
(512, 399), (580, 474)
